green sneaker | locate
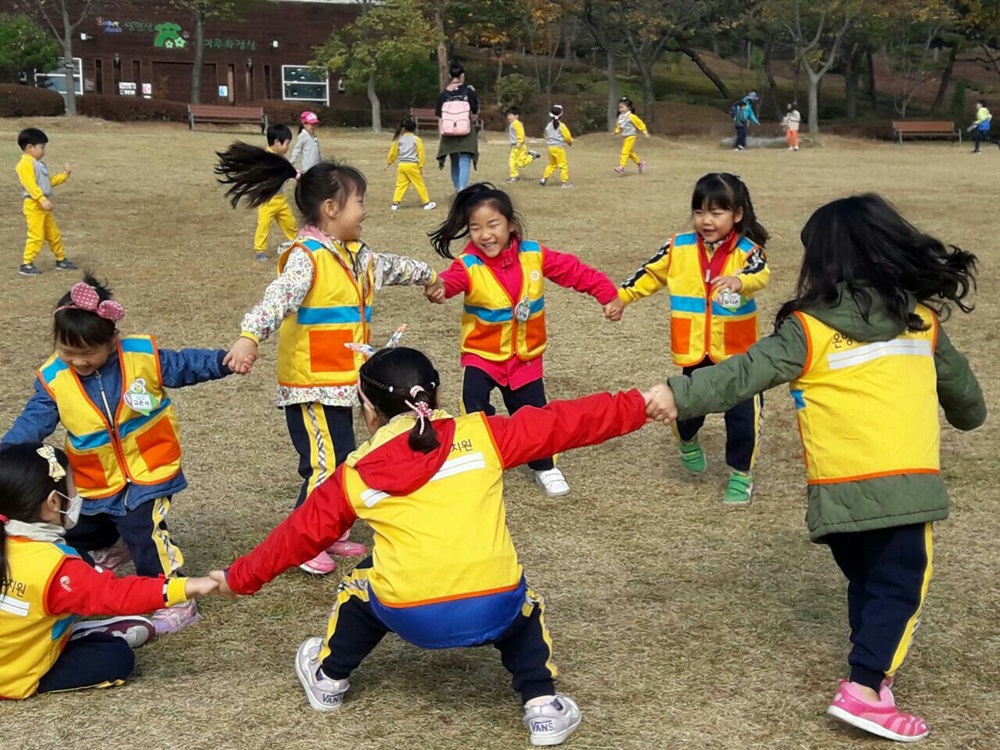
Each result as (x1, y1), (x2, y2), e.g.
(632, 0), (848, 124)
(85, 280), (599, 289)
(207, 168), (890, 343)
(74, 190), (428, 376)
(723, 470), (754, 507)
(678, 439), (706, 475)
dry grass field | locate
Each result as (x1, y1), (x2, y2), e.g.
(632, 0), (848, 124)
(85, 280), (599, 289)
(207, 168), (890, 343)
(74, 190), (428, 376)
(0, 118), (997, 750)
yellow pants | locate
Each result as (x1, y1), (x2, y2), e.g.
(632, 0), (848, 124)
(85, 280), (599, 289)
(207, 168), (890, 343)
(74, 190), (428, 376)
(393, 162), (430, 205)
(619, 136), (642, 168)
(508, 144), (534, 178)
(254, 194), (297, 253)
(542, 147), (569, 182)
(22, 199), (65, 264)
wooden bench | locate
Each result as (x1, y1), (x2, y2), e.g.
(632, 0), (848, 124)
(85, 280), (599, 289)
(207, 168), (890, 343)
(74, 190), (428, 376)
(188, 104), (268, 133)
(891, 120), (961, 144)
(409, 106), (483, 135)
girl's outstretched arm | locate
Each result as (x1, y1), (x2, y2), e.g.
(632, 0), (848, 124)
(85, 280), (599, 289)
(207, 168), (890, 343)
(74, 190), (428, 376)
(1, 380), (59, 446)
(541, 246), (619, 304)
(159, 347), (233, 386)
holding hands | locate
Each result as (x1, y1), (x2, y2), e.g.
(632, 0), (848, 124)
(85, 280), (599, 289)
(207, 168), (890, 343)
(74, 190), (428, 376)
(184, 576), (222, 598)
(424, 277), (446, 304)
(603, 297), (625, 321)
(642, 383), (678, 425)
(224, 336), (259, 374)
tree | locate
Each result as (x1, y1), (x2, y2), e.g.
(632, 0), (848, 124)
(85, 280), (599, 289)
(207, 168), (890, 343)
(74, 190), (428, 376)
(169, 0), (256, 104)
(450, 0), (528, 105)
(522, 0), (579, 104)
(577, 0), (628, 130)
(0, 14), (59, 84)
(23, 0), (97, 116)
(314, 0), (441, 133)
(881, 1), (953, 117)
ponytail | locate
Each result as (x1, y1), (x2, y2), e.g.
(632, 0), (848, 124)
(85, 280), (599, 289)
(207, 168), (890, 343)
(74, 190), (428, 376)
(394, 117), (416, 140)
(357, 348), (442, 454)
(215, 141), (298, 209)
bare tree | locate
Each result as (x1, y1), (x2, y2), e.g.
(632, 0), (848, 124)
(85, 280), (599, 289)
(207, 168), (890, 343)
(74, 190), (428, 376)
(28, 0), (97, 115)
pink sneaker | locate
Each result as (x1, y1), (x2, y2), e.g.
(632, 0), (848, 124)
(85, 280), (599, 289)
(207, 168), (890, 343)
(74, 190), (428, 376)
(638, 160), (646, 174)
(614, 166), (625, 175)
(300, 550), (337, 575)
(91, 538), (132, 572)
(151, 600), (201, 636)
(827, 679), (928, 742)
(327, 540), (367, 557)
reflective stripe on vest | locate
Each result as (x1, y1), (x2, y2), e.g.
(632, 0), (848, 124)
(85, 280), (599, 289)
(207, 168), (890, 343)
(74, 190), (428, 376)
(459, 240), (547, 362)
(37, 335), (182, 499)
(276, 238), (374, 387)
(789, 306), (940, 484)
(665, 232), (761, 366)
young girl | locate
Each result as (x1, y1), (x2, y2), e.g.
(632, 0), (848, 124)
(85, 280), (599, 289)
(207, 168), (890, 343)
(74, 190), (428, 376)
(216, 146), (444, 576)
(614, 97), (649, 176)
(1, 276), (235, 634)
(290, 111), (322, 173)
(0, 444), (218, 699)
(254, 123), (298, 261)
(210, 346), (656, 746)
(386, 117), (436, 212)
(428, 183), (619, 497)
(604, 173), (770, 505)
(540, 105), (573, 188)
(781, 102), (801, 152)
(646, 194), (985, 742)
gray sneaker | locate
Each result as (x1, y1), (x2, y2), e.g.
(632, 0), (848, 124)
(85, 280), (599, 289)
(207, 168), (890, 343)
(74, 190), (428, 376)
(70, 616), (156, 649)
(523, 694), (582, 746)
(55, 259), (78, 270)
(18, 263), (42, 276)
(295, 637), (350, 712)
(528, 149), (542, 159)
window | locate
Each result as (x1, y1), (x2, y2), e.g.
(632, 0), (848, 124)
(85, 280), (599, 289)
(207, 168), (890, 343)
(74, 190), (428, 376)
(282, 65), (329, 104)
(35, 57), (83, 96)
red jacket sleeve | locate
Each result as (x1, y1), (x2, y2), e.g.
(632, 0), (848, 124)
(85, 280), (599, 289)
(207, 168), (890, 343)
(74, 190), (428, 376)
(226, 466), (359, 595)
(46, 558), (174, 616)
(439, 258), (469, 299)
(487, 389), (647, 469)
(542, 246), (619, 305)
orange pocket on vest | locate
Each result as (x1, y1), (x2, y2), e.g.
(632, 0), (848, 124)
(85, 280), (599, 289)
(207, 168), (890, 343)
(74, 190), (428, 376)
(467, 321), (503, 354)
(724, 317), (758, 355)
(134, 418), (181, 473)
(671, 317), (692, 356)
(68, 451), (108, 491)
(308, 330), (355, 373)
(524, 314), (546, 352)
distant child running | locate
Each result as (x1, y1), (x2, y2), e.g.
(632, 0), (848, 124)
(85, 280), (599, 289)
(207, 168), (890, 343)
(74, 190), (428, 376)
(781, 102), (801, 151)
(968, 98), (998, 154)
(15, 127), (78, 277)
(0, 444), (218, 699)
(385, 117), (436, 212)
(211, 345), (658, 746)
(614, 97), (649, 175)
(505, 107), (540, 182)
(253, 124), (298, 261)
(216, 146), (443, 576)
(428, 183), (619, 497)
(291, 111), (323, 172)
(1, 276), (236, 634)
(605, 173), (770, 505)
(647, 193), (986, 743)
(540, 105), (573, 188)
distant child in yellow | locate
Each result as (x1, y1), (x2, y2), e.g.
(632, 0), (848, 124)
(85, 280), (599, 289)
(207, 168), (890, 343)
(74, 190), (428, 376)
(15, 128), (77, 277)
(540, 105), (573, 188)
(614, 97), (649, 176)
(505, 107), (540, 182)
(386, 117), (436, 212)
(253, 124), (298, 261)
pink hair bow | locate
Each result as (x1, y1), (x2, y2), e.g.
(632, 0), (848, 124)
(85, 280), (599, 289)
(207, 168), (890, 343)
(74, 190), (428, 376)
(404, 385), (434, 435)
(55, 282), (125, 322)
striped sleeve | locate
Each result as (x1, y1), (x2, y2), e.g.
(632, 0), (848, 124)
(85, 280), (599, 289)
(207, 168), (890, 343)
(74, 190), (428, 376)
(618, 238), (673, 303)
(737, 242), (770, 296)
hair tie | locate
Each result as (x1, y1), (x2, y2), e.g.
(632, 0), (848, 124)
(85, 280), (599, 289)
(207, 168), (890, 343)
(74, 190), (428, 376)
(0, 513), (8, 524)
(404, 390), (434, 435)
(54, 282), (125, 322)
(295, 170), (302, 182)
(36, 445), (66, 482)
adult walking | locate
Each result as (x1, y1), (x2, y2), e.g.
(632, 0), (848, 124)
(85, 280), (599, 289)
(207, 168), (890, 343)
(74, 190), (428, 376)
(968, 98), (998, 154)
(731, 93), (759, 152)
(436, 63), (479, 191)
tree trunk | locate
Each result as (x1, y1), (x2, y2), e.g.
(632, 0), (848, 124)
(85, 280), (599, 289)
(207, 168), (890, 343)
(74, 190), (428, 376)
(434, 3), (448, 89)
(367, 70), (381, 133)
(762, 43), (780, 119)
(638, 60), (655, 121)
(190, 13), (205, 104)
(606, 47), (617, 131)
(929, 45), (957, 114)
(793, 59), (802, 105)
(495, 49), (504, 107)
(675, 43), (730, 99)
(61, 3), (77, 116)
(807, 69), (821, 134)
(844, 47), (861, 122)
(866, 49), (877, 106)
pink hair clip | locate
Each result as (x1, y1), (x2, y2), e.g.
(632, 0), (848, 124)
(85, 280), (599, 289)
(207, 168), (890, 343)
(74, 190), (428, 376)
(54, 282), (125, 322)
(404, 385), (434, 435)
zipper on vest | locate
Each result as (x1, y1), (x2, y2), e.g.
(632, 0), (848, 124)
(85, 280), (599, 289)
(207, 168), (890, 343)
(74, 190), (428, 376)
(95, 371), (133, 494)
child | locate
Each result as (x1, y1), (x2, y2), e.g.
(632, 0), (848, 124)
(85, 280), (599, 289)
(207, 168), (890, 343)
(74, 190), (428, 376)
(781, 102), (801, 151)
(210, 346), (656, 746)
(15, 127), (78, 277)
(505, 107), (540, 183)
(428, 183), (619, 497)
(1, 275), (236, 634)
(253, 124), (298, 261)
(604, 173), (770, 505)
(647, 193), (985, 742)
(386, 117), (436, 212)
(0, 444), (218, 699)
(967, 98), (998, 154)
(614, 97), (649, 175)
(731, 96), (759, 151)
(216, 146), (444, 576)
(540, 105), (573, 188)
(290, 111), (322, 173)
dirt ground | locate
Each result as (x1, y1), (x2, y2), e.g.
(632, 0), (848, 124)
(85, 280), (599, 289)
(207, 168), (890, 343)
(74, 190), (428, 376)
(0, 118), (997, 750)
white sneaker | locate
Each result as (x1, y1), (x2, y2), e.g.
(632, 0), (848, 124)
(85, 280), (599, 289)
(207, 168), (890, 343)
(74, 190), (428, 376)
(534, 468), (570, 497)
(295, 637), (350, 712)
(390, 203), (400, 211)
(423, 201), (437, 210)
(523, 694), (582, 746)
(70, 616), (156, 649)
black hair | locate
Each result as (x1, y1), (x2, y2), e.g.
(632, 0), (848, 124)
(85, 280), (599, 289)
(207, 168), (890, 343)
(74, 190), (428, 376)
(506, 106), (521, 116)
(53, 273), (118, 348)
(977, 98), (986, 106)
(393, 117), (417, 140)
(358, 348), (441, 454)
(215, 142), (367, 225)
(266, 123), (293, 146)
(17, 128), (48, 150)
(775, 194), (977, 330)
(548, 104), (564, 126)
(0, 444), (70, 596)
(619, 97), (635, 113)
(428, 182), (524, 259)
(690, 173), (769, 247)
(449, 63), (465, 80)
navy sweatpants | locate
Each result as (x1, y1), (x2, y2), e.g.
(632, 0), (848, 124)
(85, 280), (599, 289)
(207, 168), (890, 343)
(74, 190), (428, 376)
(285, 403), (357, 508)
(37, 633), (134, 694)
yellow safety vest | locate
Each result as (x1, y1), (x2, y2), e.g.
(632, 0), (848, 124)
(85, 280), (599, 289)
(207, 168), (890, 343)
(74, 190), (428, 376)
(0, 537), (79, 699)
(341, 411), (521, 607)
(665, 232), (762, 366)
(38, 335), (182, 499)
(459, 240), (547, 362)
(790, 306), (940, 484)
(277, 238), (373, 387)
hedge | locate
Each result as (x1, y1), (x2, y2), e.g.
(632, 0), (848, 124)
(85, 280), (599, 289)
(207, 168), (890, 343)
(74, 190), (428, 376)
(77, 94), (188, 122)
(0, 84), (65, 117)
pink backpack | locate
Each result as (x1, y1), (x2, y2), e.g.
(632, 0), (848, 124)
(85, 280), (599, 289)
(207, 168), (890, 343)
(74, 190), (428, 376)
(439, 97), (472, 136)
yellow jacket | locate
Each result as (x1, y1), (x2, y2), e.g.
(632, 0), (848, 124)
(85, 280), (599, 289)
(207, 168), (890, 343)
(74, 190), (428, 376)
(387, 133), (425, 168)
(16, 154), (68, 204)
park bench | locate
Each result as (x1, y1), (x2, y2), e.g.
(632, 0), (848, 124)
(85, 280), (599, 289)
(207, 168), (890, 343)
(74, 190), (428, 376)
(188, 104), (268, 133)
(409, 106), (483, 135)
(891, 120), (961, 145)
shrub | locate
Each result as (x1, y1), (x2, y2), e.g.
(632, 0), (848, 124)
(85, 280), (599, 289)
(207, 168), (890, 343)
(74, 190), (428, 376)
(77, 94), (187, 122)
(496, 73), (537, 110)
(0, 83), (64, 117)
(951, 82), (967, 118)
(574, 100), (608, 134)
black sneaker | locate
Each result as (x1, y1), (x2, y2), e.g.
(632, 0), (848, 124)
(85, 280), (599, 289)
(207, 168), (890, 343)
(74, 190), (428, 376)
(528, 149), (541, 159)
(55, 259), (78, 270)
(18, 263), (42, 276)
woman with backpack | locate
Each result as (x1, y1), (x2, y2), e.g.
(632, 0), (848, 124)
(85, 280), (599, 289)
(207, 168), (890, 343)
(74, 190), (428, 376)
(731, 95), (759, 151)
(436, 63), (480, 191)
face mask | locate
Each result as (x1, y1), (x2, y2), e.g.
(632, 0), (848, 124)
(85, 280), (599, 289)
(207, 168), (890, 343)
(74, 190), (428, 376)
(55, 490), (83, 530)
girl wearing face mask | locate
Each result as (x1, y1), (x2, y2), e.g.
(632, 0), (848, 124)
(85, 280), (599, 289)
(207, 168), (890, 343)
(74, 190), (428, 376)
(0, 444), (218, 699)
(1, 275), (237, 634)
(428, 183), (619, 498)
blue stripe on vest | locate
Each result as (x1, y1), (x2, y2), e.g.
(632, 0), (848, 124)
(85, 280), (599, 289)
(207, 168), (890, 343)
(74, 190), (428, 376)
(296, 306), (373, 325)
(670, 295), (707, 313)
(529, 296), (545, 315)
(464, 304), (513, 323)
(120, 338), (154, 355)
(461, 255), (484, 269)
(118, 398), (173, 439)
(300, 239), (325, 253)
(40, 358), (68, 385)
(736, 236), (757, 253)
(790, 389), (806, 409)
(673, 232), (698, 247)
(711, 299), (757, 316)
(520, 240), (541, 253)
(51, 614), (77, 642)
(68, 429), (113, 451)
